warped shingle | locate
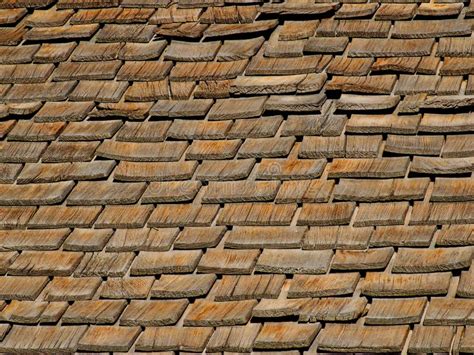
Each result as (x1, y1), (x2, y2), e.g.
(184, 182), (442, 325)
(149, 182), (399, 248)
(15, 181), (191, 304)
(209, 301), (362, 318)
(67, 181), (146, 205)
(25, 24), (99, 41)
(247, 53), (331, 75)
(115, 161), (197, 182)
(366, 297), (427, 325)
(131, 250), (202, 275)
(362, 272), (452, 297)
(33, 42), (76, 63)
(18, 161), (115, 184)
(151, 274), (216, 298)
(336, 94), (400, 111)
(197, 249), (260, 274)
(411, 201), (474, 224)
(332, 247), (394, 271)
(288, 273), (360, 298)
(329, 157), (410, 178)
(0, 181), (74, 206)
(392, 19), (470, 39)
(298, 202), (355, 226)
(303, 226), (373, 250)
(170, 60), (248, 81)
(184, 299), (257, 327)
(411, 156), (474, 175)
(348, 38), (434, 57)
(101, 277), (153, 299)
(265, 93), (326, 113)
(204, 19), (277, 37)
(60, 120), (122, 141)
(385, 134), (444, 155)
(208, 96), (266, 120)
(97, 140), (187, 162)
(370, 225), (436, 247)
(35, 102), (94, 122)
(96, 24), (156, 42)
(393, 247), (473, 273)
(217, 37), (264, 61)
(334, 178), (429, 202)
(375, 4), (416, 20)
(256, 249), (333, 274)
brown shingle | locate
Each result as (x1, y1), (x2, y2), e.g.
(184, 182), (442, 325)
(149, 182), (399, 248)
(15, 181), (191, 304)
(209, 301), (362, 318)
(63, 228), (113, 252)
(186, 139), (240, 160)
(370, 225), (436, 247)
(393, 247), (472, 273)
(77, 326), (140, 352)
(0, 276), (48, 301)
(115, 161), (197, 182)
(131, 250), (202, 275)
(254, 322), (320, 349)
(67, 181), (146, 205)
(184, 299), (257, 327)
(217, 203), (296, 226)
(409, 325), (456, 353)
(148, 204), (218, 227)
(120, 299), (188, 326)
(410, 202), (474, 225)
(151, 274), (216, 298)
(362, 272), (452, 297)
(424, 298), (473, 325)
(28, 206), (101, 228)
(100, 277), (153, 299)
(207, 324), (260, 352)
(318, 324), (409, 353)
(95, 205), (153, 229)
(8, 251), (83, 276)
(212, 274), (285, 301)
(256, 249), (333, 274)
(18, 161), (114, 184)
(136, 326), (213, 352)
(62, 300), (126, 324)
(392, 19), (470, 39)
(75, 252), (134, 277)
(288, 273), (360, 298)
(354, 202), (409, 227)
(328, 157), (410, 178)
(197, 249), (260, 274)
(97, 140), (188, 162)
(303, 226), (373, 250)
(225, 226), (305, 249)
(332, 247), (394, 271)
(0, 181), (73, 206)
(297, 202), (355, 226)
(43, 277), (101, 301)
(366, 297), (427, 325)
(0, 325), (87, 353)
(348, 38), (434, 57)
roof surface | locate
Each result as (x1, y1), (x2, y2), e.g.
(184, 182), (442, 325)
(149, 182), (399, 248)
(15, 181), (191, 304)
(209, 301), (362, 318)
(0, 0), (473, 353)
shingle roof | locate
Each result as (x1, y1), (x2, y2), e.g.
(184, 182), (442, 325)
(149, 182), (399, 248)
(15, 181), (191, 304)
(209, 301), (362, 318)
(0, 0), (473, 353)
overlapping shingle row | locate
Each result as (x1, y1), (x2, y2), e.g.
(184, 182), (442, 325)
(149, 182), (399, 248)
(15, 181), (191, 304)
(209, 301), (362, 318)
(0, 0), (473, 353)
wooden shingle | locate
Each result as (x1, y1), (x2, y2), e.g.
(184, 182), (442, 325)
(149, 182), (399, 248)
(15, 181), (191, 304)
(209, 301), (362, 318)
(288, 273), (360, 298)
(212, 274), (285, 301)
(254, 322), (320, 349)
(184, 299), (257, 327)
